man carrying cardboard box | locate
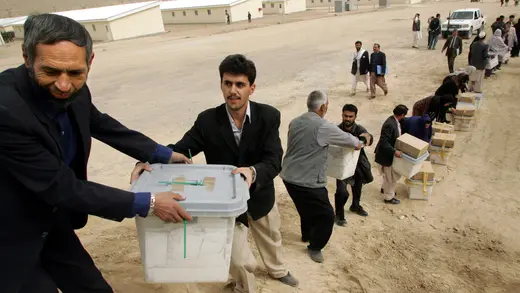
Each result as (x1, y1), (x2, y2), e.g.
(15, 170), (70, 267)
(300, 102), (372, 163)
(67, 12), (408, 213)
(374, 105), (409, 204)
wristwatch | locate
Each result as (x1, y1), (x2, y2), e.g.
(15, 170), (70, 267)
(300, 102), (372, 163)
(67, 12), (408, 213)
(149, 193), (156, 215)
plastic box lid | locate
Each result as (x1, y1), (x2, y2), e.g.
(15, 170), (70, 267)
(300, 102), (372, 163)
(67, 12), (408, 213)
(400, 151), (429, 163)
(130, 164), (250, 217)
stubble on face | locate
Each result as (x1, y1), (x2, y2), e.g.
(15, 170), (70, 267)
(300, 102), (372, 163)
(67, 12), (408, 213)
(221, 73), (255, 112)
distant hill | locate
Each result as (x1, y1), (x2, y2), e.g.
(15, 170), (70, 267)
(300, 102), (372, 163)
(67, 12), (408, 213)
(0, 0), (147, 18)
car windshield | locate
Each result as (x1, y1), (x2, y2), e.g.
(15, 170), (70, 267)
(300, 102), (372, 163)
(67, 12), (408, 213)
(450, 11), (474, 20)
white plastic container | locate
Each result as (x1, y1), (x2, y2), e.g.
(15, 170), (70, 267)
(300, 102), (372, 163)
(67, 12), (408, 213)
(487, 53), (498, 70)
(326, 145), (361, 180)
(405, 178), (435, 200)
(391, 152), (429, 179)
(429, 145), (453, 165)
(130, 164), (250, 284)
(453, 115), (473, 132)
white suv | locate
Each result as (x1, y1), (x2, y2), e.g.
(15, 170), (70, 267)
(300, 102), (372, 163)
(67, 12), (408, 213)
(441, 8), (486, 39)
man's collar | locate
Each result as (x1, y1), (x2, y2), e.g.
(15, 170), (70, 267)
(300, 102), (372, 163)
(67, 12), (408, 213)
(225, 101), (251, 124)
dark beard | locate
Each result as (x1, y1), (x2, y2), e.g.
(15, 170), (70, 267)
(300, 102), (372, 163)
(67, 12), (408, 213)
(28, 67), (80, 109)
(343, 121), (354, 129)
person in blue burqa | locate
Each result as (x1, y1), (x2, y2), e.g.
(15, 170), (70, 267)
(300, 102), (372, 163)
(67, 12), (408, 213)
(402, 114), (433, 143)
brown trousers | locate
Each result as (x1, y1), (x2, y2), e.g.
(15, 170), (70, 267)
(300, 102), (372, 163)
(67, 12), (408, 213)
(230, 203), (287, 293)
(370, 72), (388, 96)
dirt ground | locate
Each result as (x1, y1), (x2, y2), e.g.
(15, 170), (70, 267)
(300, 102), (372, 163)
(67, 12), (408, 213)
(1, 0), (520, 292)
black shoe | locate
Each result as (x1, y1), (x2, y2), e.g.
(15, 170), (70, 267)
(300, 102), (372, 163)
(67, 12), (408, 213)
(278, 272), (299, 287)
(384, 198), (401, 204)
(335, 216), (347, 227)
(350, 206), (369, 217)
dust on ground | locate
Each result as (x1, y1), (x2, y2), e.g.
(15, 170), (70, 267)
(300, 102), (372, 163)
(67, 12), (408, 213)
(2, 1), (520, 292)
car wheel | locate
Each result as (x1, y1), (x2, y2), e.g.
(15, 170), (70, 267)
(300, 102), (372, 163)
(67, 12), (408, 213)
(468, 27), (473, 38)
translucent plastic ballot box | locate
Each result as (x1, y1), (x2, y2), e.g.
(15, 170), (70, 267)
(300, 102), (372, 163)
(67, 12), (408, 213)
(405, 178), (435, 200)
(130, 164), (250, 284)
(391, 152), (429, 179)
(326, 145), (361, 180)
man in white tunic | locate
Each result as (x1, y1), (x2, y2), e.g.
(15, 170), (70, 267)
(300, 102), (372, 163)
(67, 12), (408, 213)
(350, 41), (370, 96)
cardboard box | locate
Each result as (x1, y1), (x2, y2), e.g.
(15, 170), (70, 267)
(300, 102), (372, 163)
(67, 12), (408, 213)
(432, 122), (454, 134)
(411, 161), (435, 181)
(458, 92), (479, 104)
(431, 133), (456, 148)
(395, 133), (430, 159)
(455, 104), (476, 117)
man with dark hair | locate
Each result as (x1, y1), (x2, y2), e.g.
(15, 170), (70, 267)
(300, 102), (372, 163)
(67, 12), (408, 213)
(350, 41), (369, 96)
(132, 54), (299, 292)
(442, 29), (463, 73)
(0, 14), (193, 293)
(492, 17), (502, 33)
(374, 104), (409, 205)
(334, 104), (374, 225)
(469, 31), (489, 93)
(368, 43), (388, 99)
(428, 13), (441, 50)
(280, 91), (362, 263)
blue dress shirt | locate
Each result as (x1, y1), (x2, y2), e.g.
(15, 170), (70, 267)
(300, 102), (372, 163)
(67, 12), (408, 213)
(46, 103), (172, 219)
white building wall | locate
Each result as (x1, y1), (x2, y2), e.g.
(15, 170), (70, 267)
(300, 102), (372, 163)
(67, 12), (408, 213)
(109, 5), (165, 40)
(285, 0), (307, 13)
(263, 0), (306, 14)
(306, 0), (334, 8)
(13, 25), (24, 39)
(0, 25), (14, 32)
(262, 1), (284, 14)
(230, 0), (263, 22)
(83, 21), (111, 41)
(162, 6), (230, 24)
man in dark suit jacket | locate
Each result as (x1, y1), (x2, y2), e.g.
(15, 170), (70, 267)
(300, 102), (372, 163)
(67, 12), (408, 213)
(0, 14), (192, 293)
(132, 54), (298, 292)
(374, 104), (409, 205)
(469, 31), (490, 93)
(442, 29), (463, 73)
(368, 43), (388, 99)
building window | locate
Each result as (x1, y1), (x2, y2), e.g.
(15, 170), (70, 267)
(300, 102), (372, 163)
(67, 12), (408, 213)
(195, 10), (198, 16)
(207, 9), (211, 15)
(182, 11), (186, 16)
(271, 3), (274, 8)
(172, 11), (175, 17)
(262, 3), (265, 8)
(279, 4), (282, 8)
(105, 25), (109, 32)
(92, 24), (96, 31)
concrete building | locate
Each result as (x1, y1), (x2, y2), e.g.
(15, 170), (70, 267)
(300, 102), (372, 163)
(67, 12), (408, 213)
(306, 0), (335, 8)
(0, 16), (26, 32)
(262, 0), (307, 14)
(160, 0), (263, 24)
(11, 1), (165, 42)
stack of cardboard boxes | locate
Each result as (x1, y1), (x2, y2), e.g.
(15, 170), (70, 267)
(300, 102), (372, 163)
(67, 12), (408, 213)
(453, 98), (477, 132)
(392, 133), (430, 178)
(429, 132), (456, 165)
(405, 161), (436, 200)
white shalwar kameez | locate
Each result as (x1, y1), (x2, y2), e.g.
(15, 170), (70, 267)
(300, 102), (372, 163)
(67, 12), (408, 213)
(351, 49), (369, 94)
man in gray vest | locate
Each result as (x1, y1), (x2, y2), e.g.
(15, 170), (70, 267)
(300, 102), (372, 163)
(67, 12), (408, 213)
(280, 90), (362, 263)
